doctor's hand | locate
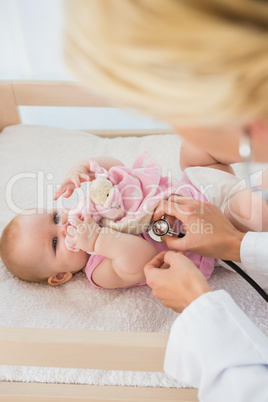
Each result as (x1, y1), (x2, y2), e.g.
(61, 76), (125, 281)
(153, 197), (245, 261)
(144, 251), (212, 313)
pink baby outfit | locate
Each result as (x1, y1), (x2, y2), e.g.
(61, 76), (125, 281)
(71, 151), (212, 234)
(68, 152), (214, 288)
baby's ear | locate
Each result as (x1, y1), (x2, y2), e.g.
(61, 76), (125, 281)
(48, 272), (73, 286)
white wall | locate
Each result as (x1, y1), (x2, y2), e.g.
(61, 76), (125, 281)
(0, 0), (170, 130)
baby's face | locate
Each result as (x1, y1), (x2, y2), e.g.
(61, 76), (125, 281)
(17, 209), (89, 279)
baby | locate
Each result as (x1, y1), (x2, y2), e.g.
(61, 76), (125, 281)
(1, 146), (266, 289)
(0, 152), (214, 288)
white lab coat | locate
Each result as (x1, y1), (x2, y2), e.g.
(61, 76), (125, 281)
(164, 290), (268, 401)
(217, 232), (268, 291)
(240, 232), (268, 290)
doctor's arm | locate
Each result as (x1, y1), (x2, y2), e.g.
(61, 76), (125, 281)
(144, 252), (268, 402)
(180, 140), (236, 174)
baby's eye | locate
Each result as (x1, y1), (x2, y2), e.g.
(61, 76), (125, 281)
(52, 237), (57, 251)
(53, 212), (60, 224)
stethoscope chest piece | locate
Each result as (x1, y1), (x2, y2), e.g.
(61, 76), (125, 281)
(148, 217), (170, 242)
(148, 216), (184, 242)
(152, 217), (170, 235)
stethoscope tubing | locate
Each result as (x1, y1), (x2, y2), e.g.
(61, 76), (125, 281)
(221, 259), (268, 303)
(151, 219), (268, 303)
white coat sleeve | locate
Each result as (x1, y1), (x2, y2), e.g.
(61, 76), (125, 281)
(240, 232), (268, 291)
(164, 290), (268, 402)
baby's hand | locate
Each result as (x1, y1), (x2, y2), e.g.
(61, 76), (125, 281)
(54, 163), (94, 200)
(66, 214), (101, 253)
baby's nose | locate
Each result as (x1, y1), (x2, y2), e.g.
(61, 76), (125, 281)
(60, 222), (68, 237)
(61, 210), (69, 225)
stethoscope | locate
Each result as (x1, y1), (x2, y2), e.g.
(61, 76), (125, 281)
(149, 216), (268, 303)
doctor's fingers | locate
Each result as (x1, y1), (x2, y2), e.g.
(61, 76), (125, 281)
(144, 262), (183, 312)
(144, 264), (169, 292)
(146, 252), (213, 312)
(144, 251), (177, 284)
(153, 198), (200, 223)
(144, 251), (169, 271)
(162, 233), (191, 253)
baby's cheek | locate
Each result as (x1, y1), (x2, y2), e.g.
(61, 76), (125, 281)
(65, 249), (88, 272)
(75, 249), (89, 264)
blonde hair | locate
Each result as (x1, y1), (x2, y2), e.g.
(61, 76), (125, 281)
(0, 217), (47, 283)
(65, 0), (268, 127)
